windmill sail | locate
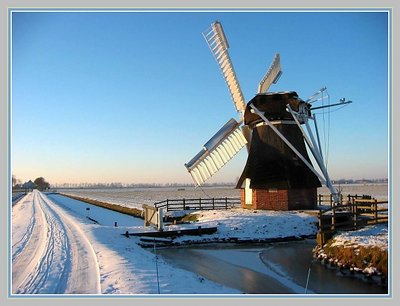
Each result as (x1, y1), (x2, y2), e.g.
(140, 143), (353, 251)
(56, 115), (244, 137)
(258, 53), (282, 94)
(203, 21), (247, 115)
(185, 118), (247, 186)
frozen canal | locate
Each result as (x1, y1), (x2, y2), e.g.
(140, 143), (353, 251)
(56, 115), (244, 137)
(158, 240), (388, 295)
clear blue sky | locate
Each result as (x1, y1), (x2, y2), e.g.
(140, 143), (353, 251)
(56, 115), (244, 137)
(11, 10), (389, 185)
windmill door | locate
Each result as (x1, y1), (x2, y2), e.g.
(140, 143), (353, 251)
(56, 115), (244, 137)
(245, 178), (253, 205)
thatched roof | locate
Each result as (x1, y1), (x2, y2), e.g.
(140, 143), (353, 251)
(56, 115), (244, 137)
(236, 92), (321, 190)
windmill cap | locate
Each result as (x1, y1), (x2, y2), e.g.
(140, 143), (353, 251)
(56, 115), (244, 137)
(244, 91), (309, 125)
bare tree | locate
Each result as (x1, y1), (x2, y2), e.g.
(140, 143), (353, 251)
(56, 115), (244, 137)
(34, 177), (50, 191)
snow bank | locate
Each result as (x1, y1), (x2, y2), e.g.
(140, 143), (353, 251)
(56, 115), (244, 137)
(329, 224), (388, 250)
(170, 209), (318, 243)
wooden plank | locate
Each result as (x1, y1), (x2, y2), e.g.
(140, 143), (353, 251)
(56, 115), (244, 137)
(124, 226), (218, 238)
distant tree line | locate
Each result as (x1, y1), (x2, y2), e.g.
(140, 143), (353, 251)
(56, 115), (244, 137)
(52, 181), (237, 189)
(52, 178), (388, 189)
(332, 178), (388, 185)
(12, 174), (387, 191)
(12, 175), (50, 191)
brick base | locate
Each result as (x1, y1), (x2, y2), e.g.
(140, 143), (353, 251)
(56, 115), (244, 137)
(241, 188), (317, 210)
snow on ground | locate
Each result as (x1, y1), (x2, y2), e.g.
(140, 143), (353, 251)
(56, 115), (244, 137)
(329, 224), (388, 250)
(59, 187), (240, 210)
(12, 190), (100, 294)
(12, 192), (239, 294)
(11, 191), (388, 295)
(173, 209), (318, 242)
(315, 224), (388, 278)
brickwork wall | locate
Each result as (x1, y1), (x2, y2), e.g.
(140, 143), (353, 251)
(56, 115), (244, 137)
(253, 189), (289, 210)
(287, 188), (317, 210)
(241, 188), (317, 210)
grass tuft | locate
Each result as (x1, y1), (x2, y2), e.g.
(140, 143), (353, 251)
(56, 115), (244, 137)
(181, 213), (200, 223)
(323, 243), (388, 276)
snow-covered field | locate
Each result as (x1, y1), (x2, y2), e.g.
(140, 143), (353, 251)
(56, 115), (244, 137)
(59, 186), (240, 210)
(11, 190), (388, 295)
(58, 184), (388, 211)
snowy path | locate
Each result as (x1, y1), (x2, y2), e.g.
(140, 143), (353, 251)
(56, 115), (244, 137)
(12, 190), (101, 294)
(12, 192), (238, 295)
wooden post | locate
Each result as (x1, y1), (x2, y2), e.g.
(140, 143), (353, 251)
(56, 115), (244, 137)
(317, 210), (324, 247)
(354, 199), (358, 229)
(225, 197), (228, 209)
(318, 210), (322, 232)
(212, 198), (215, 210)
(144, 207), (149, 226)
(330, 194), (333, 207)
(166, 199), (169, 212)
(183, 198), (186, 210)
(318, 194), (321, 206)
(331, 206), (335, 231)
(199, 198), (202, 210)
(374, 199), (378, 223)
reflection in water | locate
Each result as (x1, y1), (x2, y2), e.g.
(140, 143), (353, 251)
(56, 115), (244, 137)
(158, 248), (293, 294)
(158, 240), (388, 295)
(259, 240), (388, 294)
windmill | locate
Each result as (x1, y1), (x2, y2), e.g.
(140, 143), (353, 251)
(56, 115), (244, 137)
(184, 21), (351, 210)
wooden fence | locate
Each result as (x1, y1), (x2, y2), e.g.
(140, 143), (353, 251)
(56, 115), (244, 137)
(317, 193), (373, 206)
(317, 198), (388, 246)
(154, 197), (241, 212)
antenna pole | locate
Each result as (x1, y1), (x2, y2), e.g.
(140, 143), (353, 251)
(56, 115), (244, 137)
(312, 114), (324, 161)
(310, 99), (352, 111)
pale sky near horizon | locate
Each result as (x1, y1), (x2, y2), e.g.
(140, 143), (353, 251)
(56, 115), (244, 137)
(11, 10), (389, 185)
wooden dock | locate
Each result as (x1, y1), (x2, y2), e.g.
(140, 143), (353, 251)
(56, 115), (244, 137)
(123, 226), (218, 238)
(317, 198), (388, 246)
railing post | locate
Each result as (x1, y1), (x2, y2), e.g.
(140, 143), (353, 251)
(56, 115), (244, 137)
(318, 194), (321, 206)
(374, 199), (378, 223)
(354, 198), (358, 228)
(331, 206), (335, 231)
(318, 210), (322, 232)
(212, 198), (215, 210)
(183, 198), (186, 210)
(199, 198), (202, 210)
(167, 199), (169, 212)
(225, 197), (228, 209)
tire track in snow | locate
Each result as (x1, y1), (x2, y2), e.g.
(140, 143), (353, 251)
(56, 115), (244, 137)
(19, 193), (71, 294)
(12, 191), (49, 293)
(12, 193), (36, 261)
(12, 191), (101, 294)
(41, 193), (101, 294)
(13, 191), (71, 294)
